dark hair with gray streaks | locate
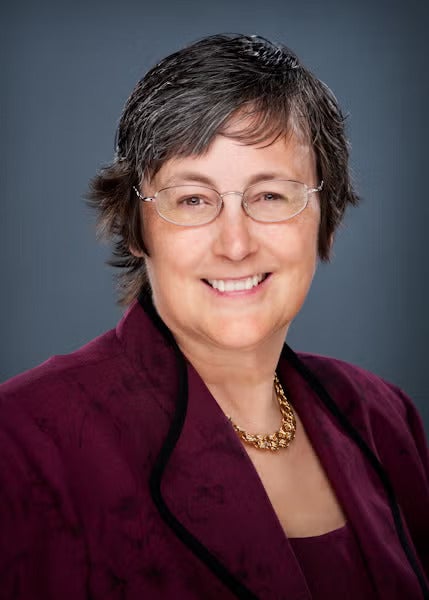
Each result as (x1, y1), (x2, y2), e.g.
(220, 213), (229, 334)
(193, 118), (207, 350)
(87, 33), (358, 305)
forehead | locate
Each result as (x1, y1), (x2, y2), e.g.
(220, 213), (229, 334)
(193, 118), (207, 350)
(148, 128), (317, 190)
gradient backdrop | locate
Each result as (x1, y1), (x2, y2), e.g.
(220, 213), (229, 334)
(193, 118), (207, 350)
(1, 0), (428, 433)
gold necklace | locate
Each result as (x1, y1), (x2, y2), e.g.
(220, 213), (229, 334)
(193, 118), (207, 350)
(228, 374), (296, 451)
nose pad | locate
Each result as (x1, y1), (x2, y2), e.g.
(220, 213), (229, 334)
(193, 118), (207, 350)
(241, 198), (250, 217)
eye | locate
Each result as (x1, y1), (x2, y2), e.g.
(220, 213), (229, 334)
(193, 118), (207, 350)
(176, 194), (217, 208)
(250, 191), (287, 203)
(181, 196), (204, 206)
(261, 192), (283, 201)
(174, 195), (206, 208)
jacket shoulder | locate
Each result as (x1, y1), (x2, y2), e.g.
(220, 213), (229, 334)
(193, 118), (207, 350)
(0, 314), (170, 458)
(0, 328), (136, 450)
(0, 328), (123, 401)
(295, 351), (429, 477)
(295, 351), (411, 421)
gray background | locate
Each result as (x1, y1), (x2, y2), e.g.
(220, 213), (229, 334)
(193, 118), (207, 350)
(1, 0), (428, 433)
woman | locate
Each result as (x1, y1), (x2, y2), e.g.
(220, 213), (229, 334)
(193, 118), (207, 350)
(0, 34), (428, 600)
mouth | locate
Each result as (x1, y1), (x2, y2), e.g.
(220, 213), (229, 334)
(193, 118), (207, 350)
(203, 273), (270, 293)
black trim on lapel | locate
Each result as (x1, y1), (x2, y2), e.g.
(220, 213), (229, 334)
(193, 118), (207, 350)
(138, 290), (259, 600)
(138, 289), (428, 600)
(280, 343), (429, 600)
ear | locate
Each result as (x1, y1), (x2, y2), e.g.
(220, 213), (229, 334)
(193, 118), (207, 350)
(129, 245), (146, 258)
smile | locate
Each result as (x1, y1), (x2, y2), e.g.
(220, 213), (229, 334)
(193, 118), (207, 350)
(205, 273), (268, 292)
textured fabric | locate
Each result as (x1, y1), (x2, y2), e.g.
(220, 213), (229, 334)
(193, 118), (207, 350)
(289, 522), (376, 598)
(0, 299), (428, 599)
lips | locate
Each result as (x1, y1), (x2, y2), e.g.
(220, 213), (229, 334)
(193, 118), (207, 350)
(204, 273), (268, 292)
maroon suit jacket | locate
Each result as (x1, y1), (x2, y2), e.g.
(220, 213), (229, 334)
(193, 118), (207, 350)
(0, 296), (428, 599)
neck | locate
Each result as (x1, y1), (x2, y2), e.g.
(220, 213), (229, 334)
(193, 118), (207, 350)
(173, 327), (288, 431)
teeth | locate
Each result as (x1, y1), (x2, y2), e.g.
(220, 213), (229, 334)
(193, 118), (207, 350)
(207, 274), (265, 292)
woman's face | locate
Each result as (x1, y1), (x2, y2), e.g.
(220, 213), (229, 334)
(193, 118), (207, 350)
(137, 130), (320, 353)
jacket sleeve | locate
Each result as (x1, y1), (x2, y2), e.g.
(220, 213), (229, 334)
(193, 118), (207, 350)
(0, 399), (89, 600)
(404, 392), (429, 480)
(402, 390), (429, 577)
(382, 385), (429, 580)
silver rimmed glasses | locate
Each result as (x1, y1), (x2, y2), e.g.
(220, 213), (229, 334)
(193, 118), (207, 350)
(133, 179), (323, 226)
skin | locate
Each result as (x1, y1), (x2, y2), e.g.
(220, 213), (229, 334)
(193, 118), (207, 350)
(133, 130), (348, 537)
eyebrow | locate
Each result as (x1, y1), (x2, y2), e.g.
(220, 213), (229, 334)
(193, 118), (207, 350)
(160, 170), (295, 189)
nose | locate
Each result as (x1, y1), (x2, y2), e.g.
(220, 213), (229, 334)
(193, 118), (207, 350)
(212, 192), (258, 261)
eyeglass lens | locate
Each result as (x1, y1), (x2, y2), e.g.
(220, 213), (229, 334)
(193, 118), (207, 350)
(154, 180), (309, 225)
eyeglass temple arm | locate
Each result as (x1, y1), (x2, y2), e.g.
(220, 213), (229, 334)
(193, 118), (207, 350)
(133, 186), (155, 202)
(309, 181), (324, 194)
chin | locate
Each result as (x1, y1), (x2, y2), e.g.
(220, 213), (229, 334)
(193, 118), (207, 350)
(205, 318), (289, 352)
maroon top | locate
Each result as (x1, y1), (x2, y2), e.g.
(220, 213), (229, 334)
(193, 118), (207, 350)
(289, 522), (377, 598)
(0, 299), (428, 599)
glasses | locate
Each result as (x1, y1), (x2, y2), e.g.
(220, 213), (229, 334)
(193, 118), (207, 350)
(133, 179), (323, 227)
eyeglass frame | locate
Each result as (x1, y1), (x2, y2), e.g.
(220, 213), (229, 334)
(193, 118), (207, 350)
(133, 179), (324, 226)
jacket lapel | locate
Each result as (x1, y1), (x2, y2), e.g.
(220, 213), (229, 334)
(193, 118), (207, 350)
(161, 362), (311, 600)
(278, 347), (423, 599)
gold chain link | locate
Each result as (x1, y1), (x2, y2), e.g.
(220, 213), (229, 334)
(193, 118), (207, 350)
(228, 374), (296, 451)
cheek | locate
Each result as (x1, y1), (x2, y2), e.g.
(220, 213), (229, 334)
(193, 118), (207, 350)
(274, 210), (320, 266)
(299, 204), (320, 258)
(144, 224), (206, 290)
